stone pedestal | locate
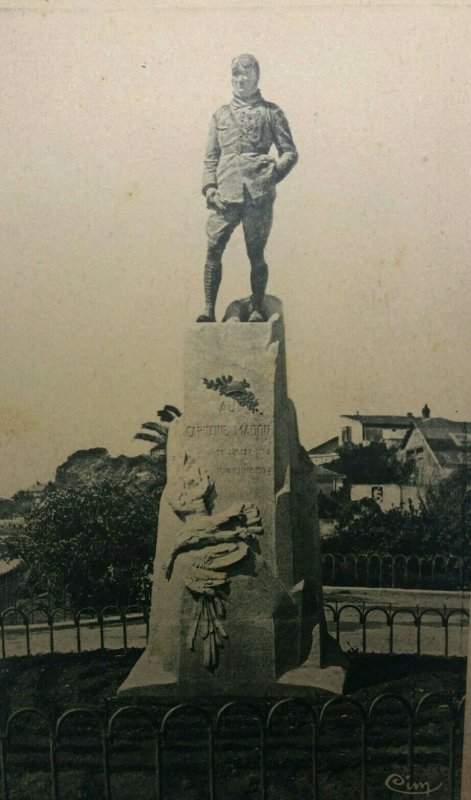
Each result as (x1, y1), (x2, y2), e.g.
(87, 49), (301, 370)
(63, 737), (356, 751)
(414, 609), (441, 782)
(119, 297), (347, 697)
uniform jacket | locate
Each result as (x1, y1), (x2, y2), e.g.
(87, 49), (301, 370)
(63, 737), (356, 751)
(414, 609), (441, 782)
(202, 91), (298, 203)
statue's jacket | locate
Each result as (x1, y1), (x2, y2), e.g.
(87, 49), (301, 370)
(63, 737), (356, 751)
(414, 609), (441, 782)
(202, 91), (298, 204)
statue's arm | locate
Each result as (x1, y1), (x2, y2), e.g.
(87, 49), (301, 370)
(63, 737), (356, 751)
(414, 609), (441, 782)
(202, 113), (221, 196)
(269, 106), (298, 182)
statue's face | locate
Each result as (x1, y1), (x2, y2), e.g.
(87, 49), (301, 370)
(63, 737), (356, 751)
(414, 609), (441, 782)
(232, 65), (259, 99)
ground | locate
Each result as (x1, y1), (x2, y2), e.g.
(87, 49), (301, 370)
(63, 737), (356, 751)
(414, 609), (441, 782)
(0, 648), (466, 800)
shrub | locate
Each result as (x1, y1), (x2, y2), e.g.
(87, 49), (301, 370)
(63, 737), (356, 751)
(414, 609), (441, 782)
(5, 478), (161, 608)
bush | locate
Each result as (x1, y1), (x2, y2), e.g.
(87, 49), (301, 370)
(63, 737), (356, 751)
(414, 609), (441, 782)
(323, 467), (471, 557)
(327, 441), (413, 485)
(5, 478), (161, 608)
(325, 497), (429, 555)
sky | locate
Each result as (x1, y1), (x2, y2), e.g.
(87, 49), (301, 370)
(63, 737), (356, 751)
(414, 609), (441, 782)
(0, 0), (470, 497)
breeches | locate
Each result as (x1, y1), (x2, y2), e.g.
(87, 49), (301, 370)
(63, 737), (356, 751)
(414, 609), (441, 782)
(206, 191), (274, 263)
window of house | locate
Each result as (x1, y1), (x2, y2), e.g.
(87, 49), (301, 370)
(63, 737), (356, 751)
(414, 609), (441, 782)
(364, 427), (382, 442)
(341, 426), (352, 444)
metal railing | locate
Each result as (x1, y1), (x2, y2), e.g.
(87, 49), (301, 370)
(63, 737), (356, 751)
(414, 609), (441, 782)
(322, 552), (470, 589)
(5, 551), (468, 620)
(324, 601), (469, 657)
(0, 602), (467, 660)
(0, 694), (465, 800)
(0, 604), (149, 659)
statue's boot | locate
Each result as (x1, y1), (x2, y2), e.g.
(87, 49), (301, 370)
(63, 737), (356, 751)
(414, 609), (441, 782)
(196, 312), (216, 323)
(249, 259), (268, 322)
(197, 257), (221, 323)
(248, 293), (266, 323)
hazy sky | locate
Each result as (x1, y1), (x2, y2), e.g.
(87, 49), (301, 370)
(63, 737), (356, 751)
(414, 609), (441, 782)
(1, 1), (470, 497)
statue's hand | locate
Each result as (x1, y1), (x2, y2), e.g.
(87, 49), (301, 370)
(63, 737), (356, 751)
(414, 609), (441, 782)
(256, 155), (275, 169)
(206, 188), (227, 212)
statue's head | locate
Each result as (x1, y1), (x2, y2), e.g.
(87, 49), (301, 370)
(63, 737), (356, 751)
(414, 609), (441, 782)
(231, 54), (260, 100)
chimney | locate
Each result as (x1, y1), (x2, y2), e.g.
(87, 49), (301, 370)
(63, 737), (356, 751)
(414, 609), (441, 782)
(422, 403), (431, 420)
(407, 412), (413, 418)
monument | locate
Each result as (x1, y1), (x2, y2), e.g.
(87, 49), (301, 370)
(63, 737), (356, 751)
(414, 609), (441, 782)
(119, 301), (347, 697)
(119, 55), (347, 697)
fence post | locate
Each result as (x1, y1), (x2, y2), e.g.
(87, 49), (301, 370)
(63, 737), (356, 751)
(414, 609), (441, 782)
(48, 614), (54, 654)
(387, 603), (394, 655)
(121, 610), (128, 651)
(0, 733), (8, 800)
(408, 716), (415, 784)
(360, 718), (368, 800)
(0, 621), (5, 660)
(101, 729), (112, 800)
(25, 616), (30, 656)
(444, 607), (449, 658)
(49, 731), (59, 800)
(208, 723), (216, 800)
(155, 730), (163, 800)
(416, 607), (421, 657)
(260, 725), (267, 800)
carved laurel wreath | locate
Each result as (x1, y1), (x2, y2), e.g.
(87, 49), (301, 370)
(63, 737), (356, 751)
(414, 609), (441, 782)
(203, 375), (261, 415)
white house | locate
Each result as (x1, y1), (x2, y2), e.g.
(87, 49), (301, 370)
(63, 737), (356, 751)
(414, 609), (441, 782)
(308, 410), (425, 466)
(339, 413), (418, 448)
(399, 417), (471, 490)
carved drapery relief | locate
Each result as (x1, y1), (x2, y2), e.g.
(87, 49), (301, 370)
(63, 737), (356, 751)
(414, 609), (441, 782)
(164, 490), (263, 670)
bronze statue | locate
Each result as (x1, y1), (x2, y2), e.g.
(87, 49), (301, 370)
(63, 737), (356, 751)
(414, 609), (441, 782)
(197, 54), (298, 323)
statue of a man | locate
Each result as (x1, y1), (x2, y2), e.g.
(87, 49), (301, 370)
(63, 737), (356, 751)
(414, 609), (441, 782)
(197, 54), (298, 323)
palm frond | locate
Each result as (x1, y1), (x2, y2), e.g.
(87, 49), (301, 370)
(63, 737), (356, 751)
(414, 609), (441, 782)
(163, 404), (182, 417)
(140, 421), (169, 436)
(134, 433), (164, 444)
(157, 405), (182, 422)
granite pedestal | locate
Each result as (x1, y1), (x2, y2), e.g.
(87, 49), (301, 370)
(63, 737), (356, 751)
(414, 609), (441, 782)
(119, 297), (347, 697)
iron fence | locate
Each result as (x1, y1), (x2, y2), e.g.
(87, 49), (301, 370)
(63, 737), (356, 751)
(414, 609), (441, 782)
(322, 552), (470, 589)
(13, 552), (470, 621)
(0, 694), (465, 800)
(0, 604), (149, 659)
(324, 601), (469, 657)
(0, 602), (467, 660)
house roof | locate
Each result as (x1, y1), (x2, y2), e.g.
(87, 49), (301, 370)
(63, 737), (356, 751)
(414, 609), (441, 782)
(341, 414), (418, 428)
(308, 436), (339, 455)
(403, 418), (471, 470)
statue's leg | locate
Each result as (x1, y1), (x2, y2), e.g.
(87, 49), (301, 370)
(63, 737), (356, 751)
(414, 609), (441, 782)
(242, 193), (274, 321)
(197, 205), (241, 322)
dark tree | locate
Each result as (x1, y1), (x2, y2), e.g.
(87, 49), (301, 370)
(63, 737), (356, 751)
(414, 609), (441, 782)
(325, 497), (428, 554)
(421, 467), (471, 558)
(327, 441), (413, 485)
(323, 468), (471, 557)
(3, 477), (161, 608)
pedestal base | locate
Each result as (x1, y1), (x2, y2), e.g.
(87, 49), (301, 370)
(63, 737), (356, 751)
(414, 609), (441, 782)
(118, 658), (346, 698)
(118, 632), (348, 698)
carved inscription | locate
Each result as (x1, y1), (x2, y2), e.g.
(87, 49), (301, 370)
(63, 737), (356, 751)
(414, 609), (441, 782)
(186, 423), (271, 439)
(214, 447), (271, 457)
(217, 466), (272, 475)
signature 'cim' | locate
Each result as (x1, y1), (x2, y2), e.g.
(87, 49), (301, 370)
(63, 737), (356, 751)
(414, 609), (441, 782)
(385, 773), (442, 796)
